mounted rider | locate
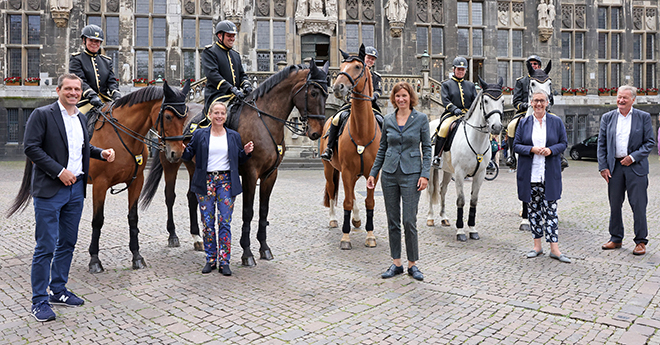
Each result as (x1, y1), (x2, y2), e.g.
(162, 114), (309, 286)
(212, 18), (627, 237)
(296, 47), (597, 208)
(506, 55), (554, 168)
(69, 24), (121, 114)
(201, 20), (253, 118)
(320, 46), (382, 161)
(432, 57), (478, 168)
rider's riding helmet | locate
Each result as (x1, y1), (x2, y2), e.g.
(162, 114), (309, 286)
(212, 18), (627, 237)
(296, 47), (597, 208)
(365, 46), (378, 59)
(81, 24), (104, 42)
(452, 57), (468, 69)
(215, 20), (238, 35)
(526, 55), (542, 65)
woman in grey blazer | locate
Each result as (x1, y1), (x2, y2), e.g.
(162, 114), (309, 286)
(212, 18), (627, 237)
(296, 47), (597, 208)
(367, 82), (432, 281)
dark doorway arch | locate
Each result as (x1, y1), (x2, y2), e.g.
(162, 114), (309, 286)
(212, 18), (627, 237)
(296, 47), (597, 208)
(301, 34), (330, 66)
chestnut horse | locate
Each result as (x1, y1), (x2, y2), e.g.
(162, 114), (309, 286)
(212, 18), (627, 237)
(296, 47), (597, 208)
(321, 45), (381, 250)
(8, 81), (190, 273)
(140, 62), (330, 266)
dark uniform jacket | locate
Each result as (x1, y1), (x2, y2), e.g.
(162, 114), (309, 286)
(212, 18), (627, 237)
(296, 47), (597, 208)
(371, 70), (383, 114)
(69, 49), (120, 106)
(201, 41), (250, 115)
(513, 75), (555, 115)
(441, 76), (477, 117)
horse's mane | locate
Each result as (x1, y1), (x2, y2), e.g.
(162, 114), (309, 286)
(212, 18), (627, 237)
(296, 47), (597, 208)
(247, 64), (308, 101)
(112, 86), (165, 109)
(465, 90), (483, 121)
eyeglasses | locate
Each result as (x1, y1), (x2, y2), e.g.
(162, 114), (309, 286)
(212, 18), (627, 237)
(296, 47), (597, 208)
(531, 99), (547, 104)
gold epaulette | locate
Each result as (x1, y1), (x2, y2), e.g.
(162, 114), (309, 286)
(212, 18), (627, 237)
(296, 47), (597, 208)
(72, 52), (81, 56)
(100, 54), (112, 60)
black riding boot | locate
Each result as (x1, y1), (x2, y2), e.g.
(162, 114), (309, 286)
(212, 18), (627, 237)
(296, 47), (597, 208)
(321, 123), (339, 161)
(432, 137), (447, 168)
(505, 136), (516, 168)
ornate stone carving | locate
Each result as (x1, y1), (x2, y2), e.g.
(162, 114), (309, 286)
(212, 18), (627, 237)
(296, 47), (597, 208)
(28, 0), (40, 10)
(201, 0), (212, 15)
(389, 21), (404, 38)
(347, 0), (358, 19)
(274, 0), (286, 17)
(107, 0), (119, 12)
(512, 2), (523, 27)
(224, 0), (244, 28)
(561, 4), (572, 29)
(385, 0), (408, 37)
(50, 0), (73, 28)
(362, 0), (374, 21)
(431, 0), (442, 23)
(184, 0), (196, 14)
(633, 8), (643, 30)
(537, 0), (554, 41)
(257, 0), (270, 16)
(295, 0), (338, 36)
(498, 2), (509, 26)
(574, 5), (584, 29)
(647, 8), (657, 31)
(416, 0), (427, 23)
(9, 0), (21, 10)
(89, 0), (100, 12)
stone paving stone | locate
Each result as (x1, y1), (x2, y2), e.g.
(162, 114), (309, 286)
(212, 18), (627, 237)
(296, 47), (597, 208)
(617, 331), (650, 345)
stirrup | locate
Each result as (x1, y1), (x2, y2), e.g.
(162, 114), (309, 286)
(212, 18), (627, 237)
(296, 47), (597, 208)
(320, 148), (333, 161)
(432, 155), (442, 168)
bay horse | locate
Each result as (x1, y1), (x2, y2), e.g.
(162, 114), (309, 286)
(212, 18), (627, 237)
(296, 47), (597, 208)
(426, 77), (504, 241)
(321, 45), (381, 250)
(8, 81), (191, 273)
(140, 62), (330, 266)
(505, 61), (552, 231)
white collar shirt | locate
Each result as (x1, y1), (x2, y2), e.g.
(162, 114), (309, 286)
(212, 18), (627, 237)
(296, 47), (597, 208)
(57, 100), (84, 176)
(531, 114), (547, 183)
(615, 108), (633, 159)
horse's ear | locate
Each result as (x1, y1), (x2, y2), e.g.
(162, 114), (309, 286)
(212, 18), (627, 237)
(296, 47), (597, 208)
(309, 60), (319, 72)
(544, 60), (552, 74)
(322, 61), (329, 74)
(339, 49), (350, 61)
(526, 60), (535, 76)
(358, 44), (366, 62)
(498, 77), (504, 88)
(182, 79), (191, 95)
(478, 76), (487, 89)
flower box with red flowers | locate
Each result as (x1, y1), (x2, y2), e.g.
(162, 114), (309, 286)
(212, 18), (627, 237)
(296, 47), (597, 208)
(501, 86), (513, 95)
(133, 78), (148, 86)
(575, 87), (587, 96)
(598, 87), (610, 96)
(25, 77), (40, 86)
(647, 88), (658, 96)
(561, 87), (574, 96)
(610, 87), (618, 95)
(4, 76), (22, 85)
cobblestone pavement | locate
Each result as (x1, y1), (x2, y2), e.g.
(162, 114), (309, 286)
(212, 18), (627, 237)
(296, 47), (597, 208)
(3, 157), (660, 344)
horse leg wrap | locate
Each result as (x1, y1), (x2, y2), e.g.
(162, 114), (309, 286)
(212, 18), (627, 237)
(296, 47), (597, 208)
(468, 207), (477, 227)
(342, 210), (352, 234)
(522, 202), (529, 219)
(456, 208), (464, 229)
(366, 209), (374, 232)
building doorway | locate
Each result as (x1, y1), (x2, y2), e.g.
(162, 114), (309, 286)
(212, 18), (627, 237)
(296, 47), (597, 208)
(301, 34), (330, 66)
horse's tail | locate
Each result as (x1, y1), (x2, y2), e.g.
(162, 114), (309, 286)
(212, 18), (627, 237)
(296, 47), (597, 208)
(139, 153), (163, 210)
(323, 169), (340, 208)
(6, 158), (33, 218)
(429, 168), (441, 205)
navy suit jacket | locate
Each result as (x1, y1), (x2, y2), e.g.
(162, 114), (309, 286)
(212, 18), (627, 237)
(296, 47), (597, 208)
(182, 126), (250, 197)
(370, 109), (432, 179)
(513, 113), (567, 202)
(24, 102), (104, 198)
(597, 108), (654, 176)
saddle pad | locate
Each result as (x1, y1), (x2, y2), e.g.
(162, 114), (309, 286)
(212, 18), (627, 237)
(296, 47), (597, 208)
(443, 119), (462, 152)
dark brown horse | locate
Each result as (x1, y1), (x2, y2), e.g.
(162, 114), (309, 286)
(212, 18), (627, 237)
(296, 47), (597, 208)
(321, 45), (381, 250)
(140, 62), (330, 266)
(8, 81), (191, 273)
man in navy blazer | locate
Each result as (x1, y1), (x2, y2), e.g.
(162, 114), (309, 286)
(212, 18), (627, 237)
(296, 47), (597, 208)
(24, 74), (115, 322)
(598, 85), (655, 255)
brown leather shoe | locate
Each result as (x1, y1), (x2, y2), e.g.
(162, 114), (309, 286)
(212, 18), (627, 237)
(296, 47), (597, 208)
(602, 241), (622, 250)
(633, 243), (646, 256)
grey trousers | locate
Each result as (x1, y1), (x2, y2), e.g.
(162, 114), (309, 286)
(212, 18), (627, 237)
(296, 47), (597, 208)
(381, 166), (421, 262)
(608, 160), (649, 244)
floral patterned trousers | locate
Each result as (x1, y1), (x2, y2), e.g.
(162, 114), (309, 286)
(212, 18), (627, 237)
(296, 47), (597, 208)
(196, 172), (235, 265)
(529, 183), (559, 243)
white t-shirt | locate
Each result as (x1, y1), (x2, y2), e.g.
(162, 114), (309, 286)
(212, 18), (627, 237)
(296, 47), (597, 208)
(207, 133), (230, 172)
(531, 115), (547, 183)
(57, 100), (84, 176)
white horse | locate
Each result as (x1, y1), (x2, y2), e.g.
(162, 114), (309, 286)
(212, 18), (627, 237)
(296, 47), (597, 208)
(426, 77), (504, 241)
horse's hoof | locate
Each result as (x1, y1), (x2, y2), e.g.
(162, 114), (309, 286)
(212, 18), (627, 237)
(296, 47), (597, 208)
(242, 256), (256, 267)
(441, 219), (451, 227)
(132, 257), (147, 270)
(519, 223), (531, 232)
(193, 241), (204, 251)
(259, 249), (274, 260)
(365, 237), (377, 248)
(329, 220), (338, 228)
(352, 219), (361, 229)
(427, 219), (435, 227)
(456, 234), (467, 242)
(88, 260), (104, 274)
(340, 241), (352, 250)
(168, 235), (180, 248)
(469, 232), (480, 240)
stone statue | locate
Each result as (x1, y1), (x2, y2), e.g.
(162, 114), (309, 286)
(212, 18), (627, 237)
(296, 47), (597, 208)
(384, 0), (408, 23)
(295, 0), (308, 18)
(547, 1), (556, 27)
(50, 0), (72, 27)
(295, 0), (337, 36)
(223, 0), (244, 17)
(537, 0), (549, 28)
(50, 0), (72, 10)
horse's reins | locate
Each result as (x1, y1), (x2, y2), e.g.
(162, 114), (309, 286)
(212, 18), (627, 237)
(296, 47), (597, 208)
(98, 98), (189, 194)
(462, 90), (503, 177)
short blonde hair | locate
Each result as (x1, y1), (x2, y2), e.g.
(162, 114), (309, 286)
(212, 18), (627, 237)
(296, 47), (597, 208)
(209, 101), (227, 113)
(389, 81), (418, 110)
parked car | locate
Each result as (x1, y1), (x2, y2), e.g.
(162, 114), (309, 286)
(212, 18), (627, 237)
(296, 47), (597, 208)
(569, 135), (598, 160)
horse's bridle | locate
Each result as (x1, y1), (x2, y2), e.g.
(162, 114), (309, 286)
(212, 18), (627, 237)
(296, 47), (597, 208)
(336, 57), (372, 102)
(152, 100), (189, 142)
(464, 90), (503, 134)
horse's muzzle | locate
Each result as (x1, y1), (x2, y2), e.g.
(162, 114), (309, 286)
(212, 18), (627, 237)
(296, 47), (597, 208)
(333, 83), (349, 98)
(490, 123), (503, 134)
